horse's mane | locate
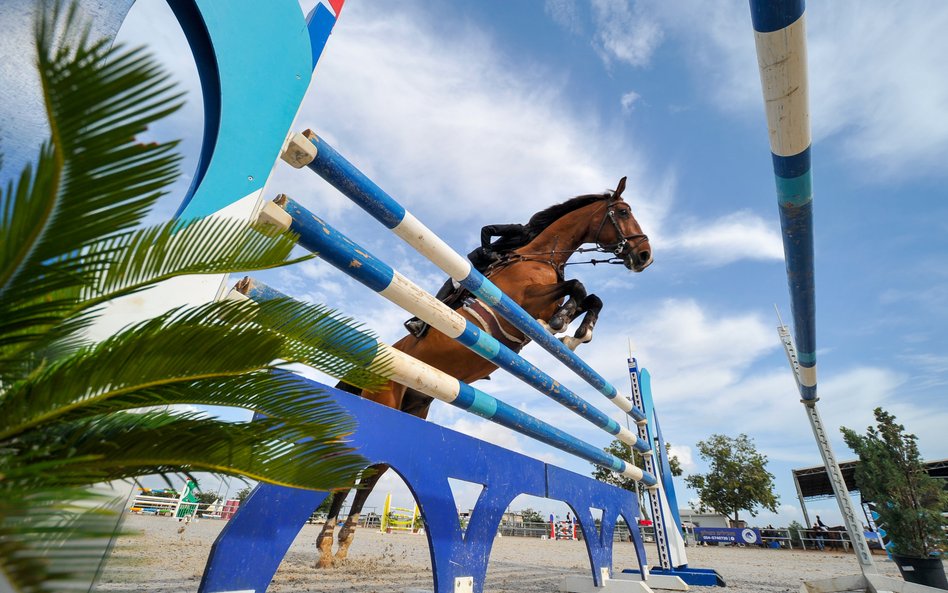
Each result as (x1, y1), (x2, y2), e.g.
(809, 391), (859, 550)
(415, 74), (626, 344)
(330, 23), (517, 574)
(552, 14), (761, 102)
(525, 193), (611, 234)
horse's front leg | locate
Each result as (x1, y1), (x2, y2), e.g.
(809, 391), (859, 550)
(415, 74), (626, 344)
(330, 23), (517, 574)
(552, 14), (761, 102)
(335, 464), (389, 562)
(548, 279), (588, 332)
(315, 490), (348, 568)
(560, 294), (602, 351)
(523, 280), (587, 333)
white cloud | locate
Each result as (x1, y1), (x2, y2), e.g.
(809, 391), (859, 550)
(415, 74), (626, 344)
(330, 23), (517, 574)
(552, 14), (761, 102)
(668, 444), (695, 471)
(590, 0), (664, 68)
(279, 1), (663, 235)
(663, 210), (784, 266)
(635, 0), (948, 177)
(544, 0), (583, 35)
(621, 90), (642, 112)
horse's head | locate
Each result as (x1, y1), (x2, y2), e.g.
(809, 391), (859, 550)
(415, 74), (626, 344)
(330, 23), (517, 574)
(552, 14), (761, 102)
(594, 177), (653, 272)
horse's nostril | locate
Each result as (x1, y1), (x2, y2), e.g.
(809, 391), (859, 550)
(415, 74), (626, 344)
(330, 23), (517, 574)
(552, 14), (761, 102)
(638, 251), (650, 263)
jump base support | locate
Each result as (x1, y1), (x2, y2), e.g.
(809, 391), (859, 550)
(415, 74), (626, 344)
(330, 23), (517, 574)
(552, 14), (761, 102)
(623, 566), (725, 588)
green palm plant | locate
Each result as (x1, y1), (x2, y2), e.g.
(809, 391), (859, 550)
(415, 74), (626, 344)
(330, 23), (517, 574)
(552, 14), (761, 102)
(0, 7), (387, 592)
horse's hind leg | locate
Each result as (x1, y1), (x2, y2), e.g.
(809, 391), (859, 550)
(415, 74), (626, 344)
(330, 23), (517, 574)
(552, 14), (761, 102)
(334, 464), (389, 562)
(315, 490), (348, 568)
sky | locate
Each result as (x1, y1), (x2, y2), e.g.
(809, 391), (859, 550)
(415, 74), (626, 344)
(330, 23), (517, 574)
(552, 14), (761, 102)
(116, 0), (948, 530)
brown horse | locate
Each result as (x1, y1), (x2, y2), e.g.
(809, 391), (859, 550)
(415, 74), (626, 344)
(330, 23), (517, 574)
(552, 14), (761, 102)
(315, 177), (652, 568)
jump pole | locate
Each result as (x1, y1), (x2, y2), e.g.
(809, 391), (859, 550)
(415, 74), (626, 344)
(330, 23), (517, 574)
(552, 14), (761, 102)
(256, 196), (651, 454)
(620, 356), (725, 589)
(749, 2), (934, 591)
(280, 130), (648, 425)
(232, 279), (658, 488)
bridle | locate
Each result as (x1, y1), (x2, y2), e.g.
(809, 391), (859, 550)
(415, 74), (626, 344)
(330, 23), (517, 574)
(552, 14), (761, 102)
(592, 197), (649, 257)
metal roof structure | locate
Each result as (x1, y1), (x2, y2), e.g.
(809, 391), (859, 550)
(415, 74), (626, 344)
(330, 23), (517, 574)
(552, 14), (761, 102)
(792, 458), (948, 500)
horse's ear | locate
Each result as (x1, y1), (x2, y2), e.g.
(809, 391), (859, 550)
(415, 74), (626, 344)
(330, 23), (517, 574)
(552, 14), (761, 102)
(614, 176), (627, 199)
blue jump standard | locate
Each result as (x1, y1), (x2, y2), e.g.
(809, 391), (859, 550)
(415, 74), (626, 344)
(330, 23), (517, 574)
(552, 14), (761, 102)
(622, 566), (727, 587)
(198, 374), (650, 593)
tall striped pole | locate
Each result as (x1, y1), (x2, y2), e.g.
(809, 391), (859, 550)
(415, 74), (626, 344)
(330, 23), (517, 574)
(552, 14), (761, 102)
(279, 130), (647, 424)
(256, 195), (650, 453)
(231, 279), (658, 487)
(749, 0), (876, 574)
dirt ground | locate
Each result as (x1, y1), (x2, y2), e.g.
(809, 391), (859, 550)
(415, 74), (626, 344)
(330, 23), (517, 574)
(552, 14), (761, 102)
(95, 514), (927, 593)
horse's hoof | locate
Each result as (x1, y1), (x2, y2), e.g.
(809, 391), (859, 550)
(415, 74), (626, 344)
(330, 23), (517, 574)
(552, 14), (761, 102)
(315, 555), (335, 569)
(536, 319), (553, 333)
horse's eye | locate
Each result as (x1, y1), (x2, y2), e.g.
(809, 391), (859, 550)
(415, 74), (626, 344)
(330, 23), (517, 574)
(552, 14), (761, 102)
(618, 209), (630, 218)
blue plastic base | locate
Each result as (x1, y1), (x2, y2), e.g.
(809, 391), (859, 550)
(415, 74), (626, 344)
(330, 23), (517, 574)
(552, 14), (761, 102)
(623, 566), (727, 587)
(199, 374), (650, 593)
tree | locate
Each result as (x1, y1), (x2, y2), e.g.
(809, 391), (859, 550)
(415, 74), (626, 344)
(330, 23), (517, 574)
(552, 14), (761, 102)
(592, 438), (682, 519)
(195, 491), (221, 507)
(0, 9), (391, 592)
(684, 434), (778, 524)
(592, 438), (682, 491)
(520, 508), (546, 524)
(841, 408), (947, 558)
(235, 486), (255, 504)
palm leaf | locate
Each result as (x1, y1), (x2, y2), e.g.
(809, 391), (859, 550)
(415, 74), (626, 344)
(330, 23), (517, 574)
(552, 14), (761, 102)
(11, 409), (364, 491)
(0, 8), (181, 307)
(0, 298), (388, 439)
(0, 487), (125, 593)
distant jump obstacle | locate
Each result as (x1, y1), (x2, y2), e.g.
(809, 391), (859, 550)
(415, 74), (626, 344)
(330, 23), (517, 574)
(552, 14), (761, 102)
(379, 493), (420, 534)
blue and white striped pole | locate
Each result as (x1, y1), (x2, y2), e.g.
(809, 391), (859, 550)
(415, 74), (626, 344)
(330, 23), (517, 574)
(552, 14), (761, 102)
(280, 130), (646, 423)
(750, 0), (816, 401)
(231, 279), (657, 487)
(258, 195), (650, 453)
(750, 0), (877, 574)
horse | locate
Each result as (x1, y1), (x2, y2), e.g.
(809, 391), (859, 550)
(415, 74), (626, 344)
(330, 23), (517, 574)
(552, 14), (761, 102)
(315, 177), (652, 568)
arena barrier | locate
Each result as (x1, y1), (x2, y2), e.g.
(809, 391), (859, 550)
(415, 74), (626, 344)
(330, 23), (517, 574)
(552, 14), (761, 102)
(199, 375), (651, 593)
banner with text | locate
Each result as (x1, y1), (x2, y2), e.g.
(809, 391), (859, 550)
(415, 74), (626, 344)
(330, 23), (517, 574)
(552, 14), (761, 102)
(694, 527), (761, 545)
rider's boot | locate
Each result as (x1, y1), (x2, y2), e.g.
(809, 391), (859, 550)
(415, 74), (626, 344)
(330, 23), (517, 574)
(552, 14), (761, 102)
(404, 317), (430, 339)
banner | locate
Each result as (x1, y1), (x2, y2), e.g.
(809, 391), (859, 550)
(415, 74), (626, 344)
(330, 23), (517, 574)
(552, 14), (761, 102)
(694, 527), (761, 545)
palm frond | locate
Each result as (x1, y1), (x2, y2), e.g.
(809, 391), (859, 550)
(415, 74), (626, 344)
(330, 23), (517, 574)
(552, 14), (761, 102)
(0, 486), (125, 593)
(13, 410), (364, 492)
(0, 7), (182, 306)
(81, 217), (310, 306)
(0, 298), (388, 438)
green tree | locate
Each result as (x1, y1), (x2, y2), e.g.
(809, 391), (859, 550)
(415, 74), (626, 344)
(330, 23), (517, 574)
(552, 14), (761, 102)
(591, 438), (682, 519)
(592, 438), (682, 491)
(195, 491), (220, 506)
(234, 486), (255, 504)
(520, 508), (546, 524)
(0, 9), (390, 592)
(841, 408), (947, 557)
(684, 434), (778, 524)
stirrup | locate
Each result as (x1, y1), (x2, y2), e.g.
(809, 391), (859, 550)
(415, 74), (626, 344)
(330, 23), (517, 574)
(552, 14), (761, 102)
(404, 317), (430, 339)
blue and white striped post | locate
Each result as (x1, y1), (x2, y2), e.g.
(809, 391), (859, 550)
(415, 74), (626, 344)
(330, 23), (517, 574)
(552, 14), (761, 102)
(279, 130), (647, 424)
(231, 279), (657, 487)
(750, 0), (876, 575)
(257, 195), (650, 453)
(750, 0), (816, 401)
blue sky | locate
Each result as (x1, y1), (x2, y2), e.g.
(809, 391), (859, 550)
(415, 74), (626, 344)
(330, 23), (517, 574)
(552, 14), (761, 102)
(119, 0), (948, 528)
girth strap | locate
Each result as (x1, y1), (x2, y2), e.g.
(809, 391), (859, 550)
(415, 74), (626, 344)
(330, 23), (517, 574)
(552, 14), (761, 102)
(462, 299), (529, 353)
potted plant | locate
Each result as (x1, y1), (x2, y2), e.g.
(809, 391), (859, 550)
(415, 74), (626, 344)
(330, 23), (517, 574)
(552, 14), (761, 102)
(842, 408), (948, 589)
